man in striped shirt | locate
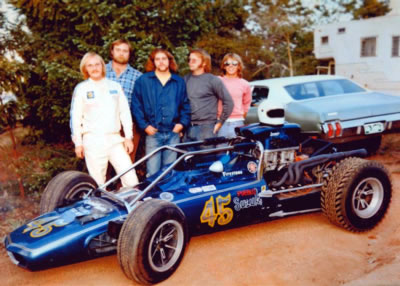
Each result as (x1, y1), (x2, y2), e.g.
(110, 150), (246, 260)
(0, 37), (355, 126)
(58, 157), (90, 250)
(106, 39), (142, 161)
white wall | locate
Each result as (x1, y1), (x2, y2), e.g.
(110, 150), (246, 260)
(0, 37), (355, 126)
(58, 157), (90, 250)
(314, 13), (400, 95)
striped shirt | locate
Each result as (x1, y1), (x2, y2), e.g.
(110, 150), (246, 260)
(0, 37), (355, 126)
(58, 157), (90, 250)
(106, 62), (142, 106)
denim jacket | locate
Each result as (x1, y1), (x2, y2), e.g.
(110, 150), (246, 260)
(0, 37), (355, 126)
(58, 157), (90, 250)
(131, 72), (191, 132)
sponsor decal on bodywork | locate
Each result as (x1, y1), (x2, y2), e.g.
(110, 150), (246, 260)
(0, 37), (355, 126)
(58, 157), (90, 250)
(237, 188), (257, 197)
(247, 161), (257, 173)
(189, 185), (217, 194)
(270, 132), (280, 137)
(160, 192), (174, 201)
(222, 170), (243, 176)
(233, 195), (262, 211)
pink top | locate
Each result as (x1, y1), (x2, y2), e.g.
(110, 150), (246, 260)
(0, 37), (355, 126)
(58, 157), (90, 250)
(218, 76), (252, 120)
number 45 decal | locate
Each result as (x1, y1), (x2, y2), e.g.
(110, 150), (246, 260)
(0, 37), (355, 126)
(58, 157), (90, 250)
(200, 194), (234, 227)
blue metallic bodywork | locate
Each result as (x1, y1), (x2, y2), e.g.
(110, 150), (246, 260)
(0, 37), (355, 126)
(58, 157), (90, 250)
(5, 123), (326, 271)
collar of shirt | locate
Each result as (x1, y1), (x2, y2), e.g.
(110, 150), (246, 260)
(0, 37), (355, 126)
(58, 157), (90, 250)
(106, 61), (134, 77)
(148, 71), (180, 83)
(88, 77), (106, 84)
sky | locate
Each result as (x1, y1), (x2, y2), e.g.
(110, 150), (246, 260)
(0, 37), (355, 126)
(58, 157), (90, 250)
(0, 0), (18, 35)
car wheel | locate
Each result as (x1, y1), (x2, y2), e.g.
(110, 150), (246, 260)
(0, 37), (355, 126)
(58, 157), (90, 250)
(321, 157), (391, 232)
(117, 199), (188, 284)
(40, 171), (97, 214)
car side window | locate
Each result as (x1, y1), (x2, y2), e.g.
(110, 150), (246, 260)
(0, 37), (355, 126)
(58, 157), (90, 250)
(285, 79), (367, 100)
(251, 86), (269, 106)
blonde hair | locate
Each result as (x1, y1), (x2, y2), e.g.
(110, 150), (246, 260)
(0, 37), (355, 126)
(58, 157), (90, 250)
(220, 53), (244, 78)
(79, 52), (106, 80)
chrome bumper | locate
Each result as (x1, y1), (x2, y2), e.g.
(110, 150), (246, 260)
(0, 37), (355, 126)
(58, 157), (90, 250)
(319, 114), (400, 143)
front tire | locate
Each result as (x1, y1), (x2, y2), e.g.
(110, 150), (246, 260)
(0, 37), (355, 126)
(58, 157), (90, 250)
(40, 171), (97, 214)
(321, 157), (391, 232)
(118, 199), (188, 285)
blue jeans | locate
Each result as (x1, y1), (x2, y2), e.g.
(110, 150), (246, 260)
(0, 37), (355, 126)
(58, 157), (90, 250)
(218, 120), (244, 138)
(185, 123), (215, 149)
(146, 131), (180, 177)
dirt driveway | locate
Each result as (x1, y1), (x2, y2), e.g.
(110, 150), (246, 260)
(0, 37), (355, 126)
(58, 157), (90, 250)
(1, 153), (400, 285)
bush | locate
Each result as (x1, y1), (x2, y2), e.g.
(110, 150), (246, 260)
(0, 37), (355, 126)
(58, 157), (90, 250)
(14, 142), (87, 195)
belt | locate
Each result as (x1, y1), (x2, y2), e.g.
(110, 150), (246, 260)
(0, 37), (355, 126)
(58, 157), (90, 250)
(190, 122), (215, 127)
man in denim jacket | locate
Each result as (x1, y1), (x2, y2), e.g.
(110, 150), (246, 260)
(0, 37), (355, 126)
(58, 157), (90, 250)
(131, 49), (191, 176)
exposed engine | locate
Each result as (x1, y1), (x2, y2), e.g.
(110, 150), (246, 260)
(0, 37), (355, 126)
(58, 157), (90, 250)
(236, 122), (367, 191)
(263, 146), (299, 171)
(236, 122), (302, 172)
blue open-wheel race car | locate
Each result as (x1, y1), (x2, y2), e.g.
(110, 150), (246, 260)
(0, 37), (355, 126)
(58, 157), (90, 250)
(4, 102), (392, 285)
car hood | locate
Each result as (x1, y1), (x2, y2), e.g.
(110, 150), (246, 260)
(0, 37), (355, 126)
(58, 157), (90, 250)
(286, 92), (400, 122)
(5, 197), (126, 270)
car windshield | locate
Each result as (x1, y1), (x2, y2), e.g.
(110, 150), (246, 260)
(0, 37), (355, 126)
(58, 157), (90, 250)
(284, 79), (366, 100)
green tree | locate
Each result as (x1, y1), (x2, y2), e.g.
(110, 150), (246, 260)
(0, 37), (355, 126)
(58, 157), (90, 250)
(0, 55), (26, 197)
(0, 37), (26, 146)
(4, 0), (248, 142)
(245, 0), (316, 78)
(340, 0), (390, 19)
(196, 31), (270, 80)
(195, 0), (318, 81)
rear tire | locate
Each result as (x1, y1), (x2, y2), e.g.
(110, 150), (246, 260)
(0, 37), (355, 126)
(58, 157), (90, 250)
(118, 199), (188, 284)
(321, 157), (391, 232)
(40, 171), (97, 213)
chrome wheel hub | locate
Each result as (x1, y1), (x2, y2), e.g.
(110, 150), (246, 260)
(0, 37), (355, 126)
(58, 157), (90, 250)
(352, 177), (383, 219)
(148, 219), (184, 272)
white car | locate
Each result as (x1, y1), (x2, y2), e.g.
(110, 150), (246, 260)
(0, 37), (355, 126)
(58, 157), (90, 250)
(245, 75), (400, 152)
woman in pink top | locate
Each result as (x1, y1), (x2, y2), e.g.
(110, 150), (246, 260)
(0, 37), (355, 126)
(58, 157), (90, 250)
(217, 53), (252, 138)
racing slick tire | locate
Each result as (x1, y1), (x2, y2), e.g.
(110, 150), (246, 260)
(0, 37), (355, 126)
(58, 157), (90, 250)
(40, 170), (97, 214)
(321, 157), (391, 232)
(118, 199), (188, 285)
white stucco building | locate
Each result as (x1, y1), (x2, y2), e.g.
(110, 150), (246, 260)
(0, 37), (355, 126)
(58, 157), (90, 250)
(313, 0), (400, 95)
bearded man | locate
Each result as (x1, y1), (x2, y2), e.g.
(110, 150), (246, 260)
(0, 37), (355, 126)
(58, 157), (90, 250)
(131, 49), (191, 176)
(106, 39), (142, 162)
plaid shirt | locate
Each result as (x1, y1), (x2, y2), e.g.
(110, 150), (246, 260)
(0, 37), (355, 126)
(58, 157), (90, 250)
(106, 62), (142, 106)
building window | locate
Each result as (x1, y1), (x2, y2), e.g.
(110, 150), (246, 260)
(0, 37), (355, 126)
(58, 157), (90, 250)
(392, 36), (400, 57)
(338, 27), (346, 34)
(361, 37), (376, 57)
(321, 36), (329, 44)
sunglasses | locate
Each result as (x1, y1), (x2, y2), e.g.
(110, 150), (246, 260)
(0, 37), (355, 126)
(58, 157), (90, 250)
(224, 61), (239, 66)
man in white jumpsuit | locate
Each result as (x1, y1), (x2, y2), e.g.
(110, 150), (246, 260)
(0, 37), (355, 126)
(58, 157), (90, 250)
(70, 52), (138, 187)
